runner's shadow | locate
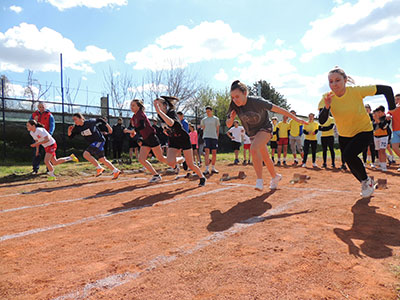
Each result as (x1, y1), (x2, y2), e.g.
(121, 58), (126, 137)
(334, 197), (400, 258)
(20, 180), (100, 195)
(207, 191), (275, 232)
(84, 182), (156, 199)
(0, 172), (47, 187)
(108, 187), (193, 214)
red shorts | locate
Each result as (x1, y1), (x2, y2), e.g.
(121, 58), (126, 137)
(277, 138), (289, 146)
(244, 143), (251, 150)
(45, 143), (57, 156)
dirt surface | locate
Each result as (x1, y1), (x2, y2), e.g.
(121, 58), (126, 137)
(1, 159), (400, 300)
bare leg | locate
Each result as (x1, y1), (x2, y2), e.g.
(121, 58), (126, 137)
(392, 143), (400, 158)
(251, 131), (276, 179)
(98, 157), (117, 171)
(50, 155), (72, 166)
(277, 145), (282, 161)
(205, 148), (210, 167)
(211, 149), (217, 166)
(283, 145), (288, 161)
(44, 153), (54, 173)
(138, 146), (158, 175)
(243, 148), (247, 161)
(183, 149), (204, 178)
(83, 151), (100, 167)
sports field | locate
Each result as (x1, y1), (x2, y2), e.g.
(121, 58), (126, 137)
(1, 159), (400, 299)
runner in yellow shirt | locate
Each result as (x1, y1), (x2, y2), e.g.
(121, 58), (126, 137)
(302, 113), (319, 168)
(318, 66), (396, 198)
(276, 116), (290, 166)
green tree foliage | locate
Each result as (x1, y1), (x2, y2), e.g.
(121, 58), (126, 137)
(248, 79), (290, 110)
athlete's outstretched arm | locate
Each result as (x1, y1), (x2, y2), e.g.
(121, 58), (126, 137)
(271, 105), (308, 125)
(375, 85), (396, 111)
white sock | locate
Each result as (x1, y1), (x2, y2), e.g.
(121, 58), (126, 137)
(381, 162), (387, 168)
(49, 171), (55, 177)
(256, 179), (263, 185)
(96, 165), (102, 169)
(205, 166), (209, 171)
(212, 165), (216, 170)
(113, 168), (119, 173)
(65, 156), (72, 161)
(388, 155), (393, 161)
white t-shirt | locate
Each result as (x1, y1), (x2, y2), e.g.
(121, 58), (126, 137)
(30, 127), (55, 147)
(228, 126), (245, 143)
(243, 134), (251, 145)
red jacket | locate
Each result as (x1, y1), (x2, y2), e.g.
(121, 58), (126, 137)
(31, 110), (55, 134)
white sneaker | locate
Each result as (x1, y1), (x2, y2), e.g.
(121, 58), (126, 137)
(370, 163), (376, 168)
(255, 179), (263, 191)
(312, 163), (318, 168)
(302, 163), (306, 168)
(360, 177), (375, 198)
(149, 174), (162, 183)
(397, 167), (400, 172)
(270, 174), (282, 190)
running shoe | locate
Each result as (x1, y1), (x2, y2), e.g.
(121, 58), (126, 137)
(255, 179), (263, 191)
(47, 176), (56, 181)
(331, 163), (336, 168)
(149, 174), (162, 183)
(322, 163), (327, 168)
(203, 170), (210, 176)
(312, 162), (318, 168)
(270, 174), (282, 190)
(112, 170), (121, 180)
(198, 177), (206, 186)
(340, 164), (347, 170)
(96, 167), (105, 177)
(211, 168), (219, 174)
(302, 163), (306, 168)
(276, 161), (281, 166)
(70, 153), (79, 162)
(293, 160), (298, 166)
(242, 160), (247, 165)
(283, 161), (287, 166)
(360, 177), (375, 198)
(182, 160), (188, 171)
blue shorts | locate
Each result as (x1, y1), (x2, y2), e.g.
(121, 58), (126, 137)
(204, 138), (218, 150)
(392, 130), (400, 144)
(86, 141), (105, 159)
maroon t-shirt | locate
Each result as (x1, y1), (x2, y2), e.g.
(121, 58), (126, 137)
(131, 110), (155, 140)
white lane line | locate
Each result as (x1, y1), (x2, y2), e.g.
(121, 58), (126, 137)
(0, 180), (183, 214)
(221, 182), (384, 195)
(0, 184), (234, 243)
(0, 177), (147, 199)
(54, 191), (319, 300)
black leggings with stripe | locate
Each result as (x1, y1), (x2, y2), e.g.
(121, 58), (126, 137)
(339, 131), (373, 182)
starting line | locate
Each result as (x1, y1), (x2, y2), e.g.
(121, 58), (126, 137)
(0, 176), (147, 199)
(0, 184), (234, 243)
(0, 179), (185, 214)
(54, 190), (320, 300)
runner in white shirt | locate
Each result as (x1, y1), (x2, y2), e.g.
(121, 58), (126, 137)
(27, 120), (78, 180)
(243, 133), (251, 165)
(227, 120), (245, 164)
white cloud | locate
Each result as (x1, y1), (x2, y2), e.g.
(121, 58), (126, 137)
(274, 39), (285, 46)
(0, 23), (114, 73)
(9, 5), (23, 13)
(40, 0), (127, 11)
(113, 71), (121, 77)
(125, 20), (266, 70)
(214, 68), (228, 82)
(82, 76), (88, 81)
(301, 0), (400, 62)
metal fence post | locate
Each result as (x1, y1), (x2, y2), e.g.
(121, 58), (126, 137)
(60, 53), (66, 156)
(1, 77), (6, 160)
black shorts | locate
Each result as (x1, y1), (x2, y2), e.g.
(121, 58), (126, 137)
(204, 138), (218, 150)
(232, 141), (241, 151)
(129, 138), (139, 149)
(142, 134), (160, 148)
(86, 142), (105, 159)
(192, 144), (197, 150)
(270, 141), (278, 149)
(169, 135), (192, 151)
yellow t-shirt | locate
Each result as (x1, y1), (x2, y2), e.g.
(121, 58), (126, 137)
(277, 121), (290, 138)
(304, 121), (319, 141)
(271, 123), (278, 141)
(320, 116), (335, 137)
(288, 119), (301, 137)
(318, 86), (376, 137)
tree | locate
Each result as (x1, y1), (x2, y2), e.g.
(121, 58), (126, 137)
(103, 67), (138, 116)
(213, 89), (231, 122)
(24, 70), (52, 111)
(64, 77), (81, 113)
(248, 80), (290, 110)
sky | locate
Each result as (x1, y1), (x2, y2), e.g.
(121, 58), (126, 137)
(1, 0), (400, 115)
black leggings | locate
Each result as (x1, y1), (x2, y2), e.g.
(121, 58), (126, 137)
(321, 136), (335, 164)
(303, 140), (317, 164)
(339, 131), (373, 182)
(362, 141), (376, 163)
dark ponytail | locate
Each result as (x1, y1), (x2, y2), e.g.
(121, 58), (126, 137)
(230, 80), (248, 93)
(28, 119), (44, 128)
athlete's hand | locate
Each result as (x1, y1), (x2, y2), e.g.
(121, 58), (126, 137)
(324, 92), (334, 109)
(30, 143), (37, 148)
(230, 110), (236, 120)
(297, 118), (308, 125)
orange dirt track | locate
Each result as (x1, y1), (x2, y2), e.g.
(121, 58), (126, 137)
(1, 160), (400, 300)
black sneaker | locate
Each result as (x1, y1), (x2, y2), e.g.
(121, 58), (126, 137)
(283, 161), (287, 166)
(198, 177), (206, 186)
(182, 160), (188, 171)
(31, 170), (38, 175)
(293, 160), (298, 165)
(276, 161), (281, 166)
(322, 163), (327, 168)
(340, 164), (347, 170)
(242, 160), (247, 165)
(203, 170), (210, 176)
(234, 159), (239, 165)
(331, 163), (336, 168)
(248, 160), (251, 165)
